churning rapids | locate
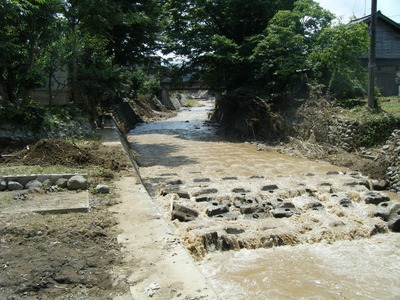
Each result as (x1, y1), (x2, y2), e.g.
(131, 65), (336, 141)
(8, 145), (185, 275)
(127, 99), (400, 299)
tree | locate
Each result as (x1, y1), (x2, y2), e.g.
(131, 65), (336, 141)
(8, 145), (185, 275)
(309, 21), (369, 98)
(163, 0), (295, 92)
(251, 0), (334, 99)
(0, 0), (61, 104)
(62, 0), (164, 111)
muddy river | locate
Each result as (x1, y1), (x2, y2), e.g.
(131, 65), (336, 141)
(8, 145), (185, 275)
(127, 100), (400, 299)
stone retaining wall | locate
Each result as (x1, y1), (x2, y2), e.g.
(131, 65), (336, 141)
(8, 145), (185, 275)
(325, 117), (360, 151)
(378, 129), (400, 193)
(322, 119), (400, 193)
(0, 120), (93, 144)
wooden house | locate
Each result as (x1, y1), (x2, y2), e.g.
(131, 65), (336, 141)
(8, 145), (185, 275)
(354, 11), (400, 96)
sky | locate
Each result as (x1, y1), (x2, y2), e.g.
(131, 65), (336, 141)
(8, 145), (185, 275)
(316, 0), (400, 23)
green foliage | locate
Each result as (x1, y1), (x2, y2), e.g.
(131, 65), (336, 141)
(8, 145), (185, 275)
(359, 113), (399, 147)
(309, 22), (369, 98)
(0, 0), (62, 102)
(163, 0), (295, 92)
(0, 100), (85, 131)
(0, 100), (46, 129)
(251, 0), (334, 98)
(1, 0), (164, 117)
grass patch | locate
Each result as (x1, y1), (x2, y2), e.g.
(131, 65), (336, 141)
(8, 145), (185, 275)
(335, 96), (400, 121)
(0, 165), (82, 176)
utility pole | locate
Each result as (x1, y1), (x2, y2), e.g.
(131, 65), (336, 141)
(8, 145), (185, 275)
(368, 0), (377, 110)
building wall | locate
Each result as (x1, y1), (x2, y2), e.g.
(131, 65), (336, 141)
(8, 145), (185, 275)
(375, 19), (400, 96)
(376, 19), (400, 59)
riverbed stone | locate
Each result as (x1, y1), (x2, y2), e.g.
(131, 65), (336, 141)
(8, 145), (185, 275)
(193, 178), (211, 183)
(225, 227), (245, 234)
(271, 207), (298, 218)
(7, 181), (24, 191)
(232, 188), (250, 194)
(326, 171), (340, 175)
(374, 201), (398, 221)
(338, 197), (353, 208)
(166, 179), (183, 185)
(261, 184), (279, 192)
(160, 186), (179, 196)
(67, 175), (88, 190)
(270, 199), (298, 217)
(195, 195), (213, 202)
(371, 179), (388, 191)
(388, 206), (400, 232)
(244, 212), (267, 219)
(171, 203), (199, 222)
(222, 177), (238, 181)
(240, 205), (264, 214)
(199, 188), (218, 195)
(250, 175), (264, 179)
(305, 201), (324, 211)
(176, 191), (190, 199)
(202, 232), (219, 251)
(268, 198), (294, 209)
(362, 191), (390, 205)
(160, 173), (178, 177)
(206, 205), (229, 217)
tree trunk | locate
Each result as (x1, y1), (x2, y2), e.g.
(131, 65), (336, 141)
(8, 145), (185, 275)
(71, 27), (79, 105)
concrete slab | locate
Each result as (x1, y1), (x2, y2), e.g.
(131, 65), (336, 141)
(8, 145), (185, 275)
(0, 190), (89, 214)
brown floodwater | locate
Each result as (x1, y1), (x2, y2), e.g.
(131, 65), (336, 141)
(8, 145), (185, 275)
(128, 100), (400, 299)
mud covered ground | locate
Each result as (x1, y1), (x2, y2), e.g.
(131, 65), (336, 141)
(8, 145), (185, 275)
(0, 139), (133, 299)
(278, 138), (388, 181)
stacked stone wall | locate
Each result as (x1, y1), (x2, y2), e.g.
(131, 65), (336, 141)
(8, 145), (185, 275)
(306, 116), (399, 193)
(378, 129), (400, 193)
(325, 117), (360, 151)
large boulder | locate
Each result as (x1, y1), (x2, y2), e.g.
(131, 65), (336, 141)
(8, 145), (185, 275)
(26, 180), (43, 190)
(55, 178), (68, 188)
(374, 201), (400, 232)
(95, 184), (110, 194)
(7, 181), (24, 191)
(0, 178), (6, 191)
(67, 175), (87, 190)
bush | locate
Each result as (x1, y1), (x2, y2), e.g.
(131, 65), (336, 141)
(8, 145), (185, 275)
(0, 100), (46, 129)
(0, 101), (86, 131)
(359, 113), (399, 147)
